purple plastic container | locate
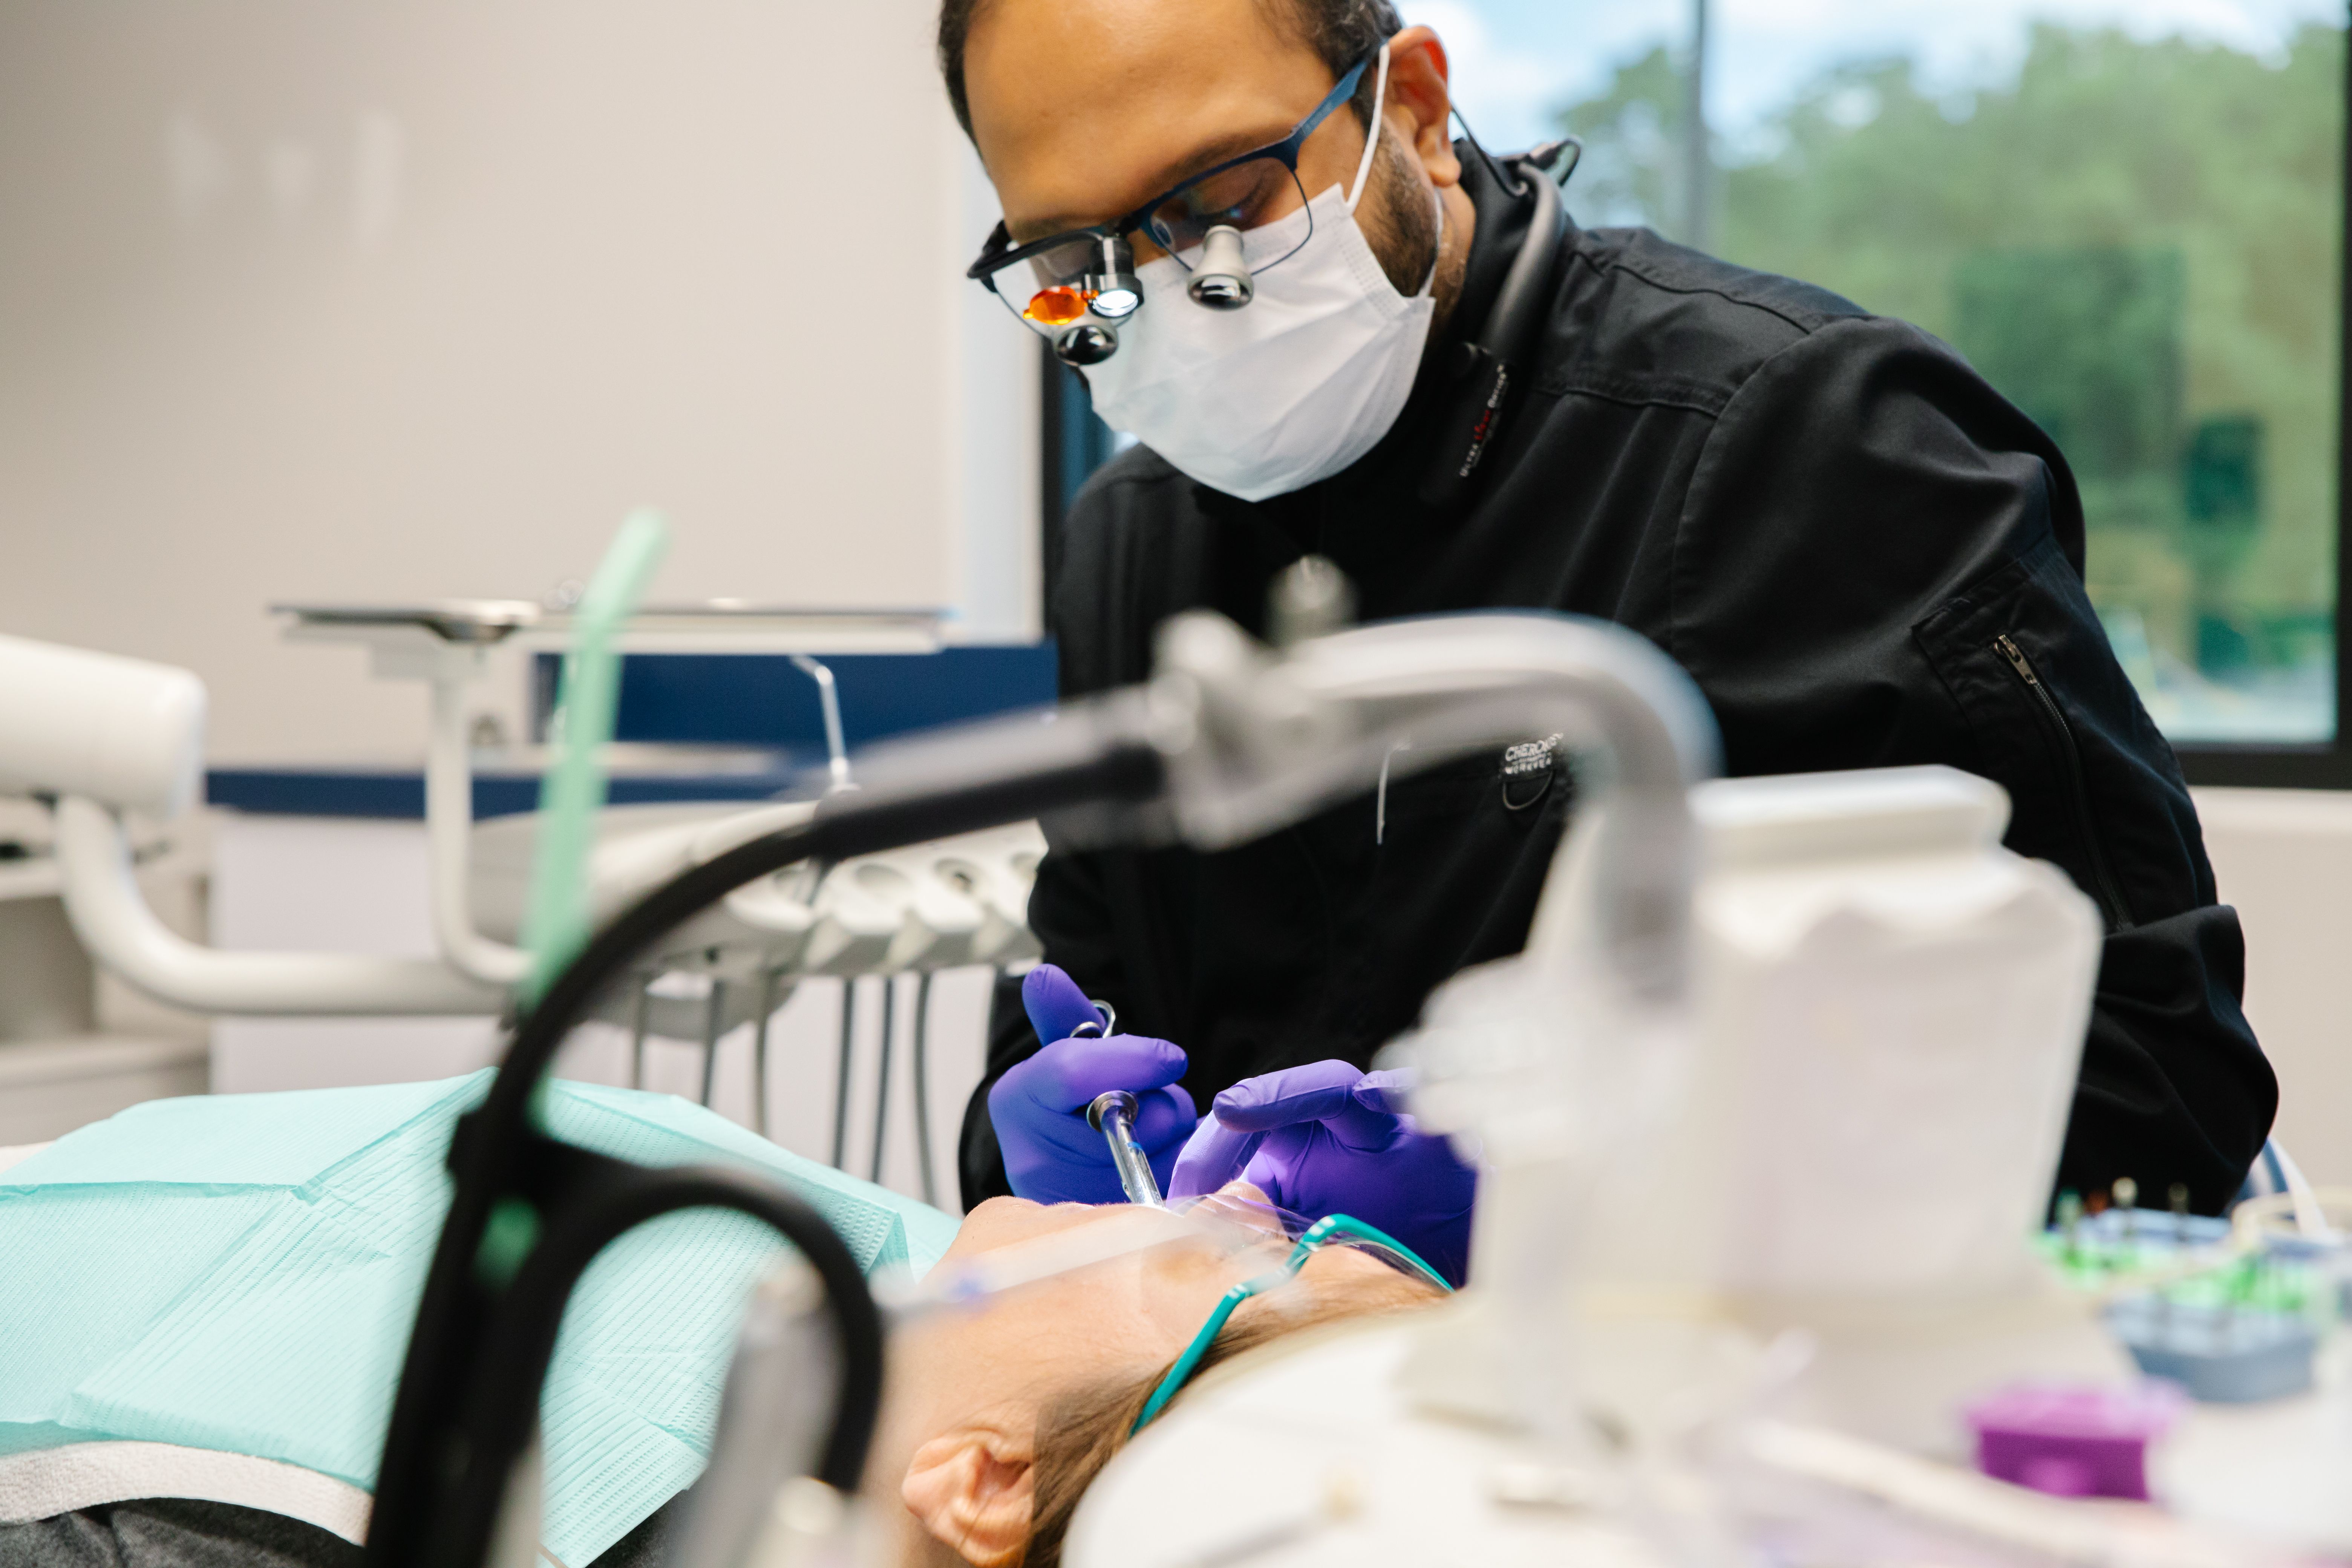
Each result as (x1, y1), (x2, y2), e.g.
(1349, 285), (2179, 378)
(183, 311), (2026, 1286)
(1962, 1381), (2186, 1501)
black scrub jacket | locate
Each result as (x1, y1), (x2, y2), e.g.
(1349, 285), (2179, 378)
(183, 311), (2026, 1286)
(959, 145), (2277, 1217)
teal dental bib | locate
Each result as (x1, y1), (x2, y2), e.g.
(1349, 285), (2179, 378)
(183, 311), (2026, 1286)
(0, 1072), (958, 1565)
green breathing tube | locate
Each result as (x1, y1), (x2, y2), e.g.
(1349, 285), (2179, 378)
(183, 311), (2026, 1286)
(518, 509), (671, 1009)
(1132, 1212), (1452, 1433)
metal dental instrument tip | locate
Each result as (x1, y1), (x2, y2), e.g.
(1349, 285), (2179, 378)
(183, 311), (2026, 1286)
(1087, 1089), (1164, 1208)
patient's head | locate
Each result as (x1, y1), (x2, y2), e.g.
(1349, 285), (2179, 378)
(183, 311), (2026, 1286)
(868, 1191), (1442, 1566)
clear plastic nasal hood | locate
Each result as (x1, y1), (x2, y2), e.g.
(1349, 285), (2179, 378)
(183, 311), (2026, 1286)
(883, 1185), (1440, 1324)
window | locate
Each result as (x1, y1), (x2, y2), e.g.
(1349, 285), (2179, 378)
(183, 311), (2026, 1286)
(1432, 0), (2348, 778)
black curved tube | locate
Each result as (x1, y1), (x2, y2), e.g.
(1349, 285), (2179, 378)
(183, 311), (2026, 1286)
(422, 1157), (887, 1563)
(1474, 158), (1562, 360)
(367, 731), (1165, 1568)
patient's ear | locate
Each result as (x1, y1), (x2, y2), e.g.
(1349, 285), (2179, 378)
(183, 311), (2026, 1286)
(901, 1427), (1034, 1567)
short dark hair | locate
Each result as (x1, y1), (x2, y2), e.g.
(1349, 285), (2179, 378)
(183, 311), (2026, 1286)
(937, 0), (1403, 141)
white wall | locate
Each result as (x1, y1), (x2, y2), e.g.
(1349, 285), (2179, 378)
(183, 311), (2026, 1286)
(0, 0), (1037, 763)
(2193, 787), (2352, 1187)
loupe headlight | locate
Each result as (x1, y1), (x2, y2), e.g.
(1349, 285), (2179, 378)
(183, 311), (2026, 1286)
(1083, 234), (1142, 320)
(1048, 236), (1138, 364)
(1088, 282), (1142, 319)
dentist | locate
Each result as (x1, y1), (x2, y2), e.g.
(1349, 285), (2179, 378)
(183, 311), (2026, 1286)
(943, 0), (2275, 1230)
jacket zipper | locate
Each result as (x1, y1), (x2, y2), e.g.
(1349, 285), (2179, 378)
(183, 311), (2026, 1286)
(1994, 633), (2132, 931)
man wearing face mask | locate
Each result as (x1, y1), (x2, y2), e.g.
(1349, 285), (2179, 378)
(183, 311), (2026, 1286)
(944, 0), (2277, 1225)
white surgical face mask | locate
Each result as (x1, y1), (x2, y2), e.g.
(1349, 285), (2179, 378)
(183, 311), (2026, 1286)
(1082, 52), (1440, 502)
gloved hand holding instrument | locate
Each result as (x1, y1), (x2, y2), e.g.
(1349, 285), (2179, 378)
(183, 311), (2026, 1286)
(1168, 1060), (1478, 1286)
(988, 963), (1197, 1205)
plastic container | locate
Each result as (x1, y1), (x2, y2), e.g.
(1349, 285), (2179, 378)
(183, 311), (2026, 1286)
(1964, 1380), (2185, 1499)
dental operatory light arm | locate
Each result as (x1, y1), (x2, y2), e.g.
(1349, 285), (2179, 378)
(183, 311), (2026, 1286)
(0, 631), (506, 1016)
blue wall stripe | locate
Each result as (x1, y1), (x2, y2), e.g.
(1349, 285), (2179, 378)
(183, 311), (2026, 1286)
(206, 765), (805, 822)
(556, 643), (1061, 749)
(210, 644), (1061, 819)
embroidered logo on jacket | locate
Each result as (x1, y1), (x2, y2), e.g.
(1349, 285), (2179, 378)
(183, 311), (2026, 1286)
(1502, 734), (1563, 777)
(1500, 733), (1563, 811)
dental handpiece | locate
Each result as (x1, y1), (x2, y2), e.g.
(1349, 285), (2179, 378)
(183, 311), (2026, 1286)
(1087, 1090), (1165, 1208)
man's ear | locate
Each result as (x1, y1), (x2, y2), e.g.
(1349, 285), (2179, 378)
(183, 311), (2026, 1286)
(1383, 24), (1462, 189)
(901, 1428), (1035, 1568)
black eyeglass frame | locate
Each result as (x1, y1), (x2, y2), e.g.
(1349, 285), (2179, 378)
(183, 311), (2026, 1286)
(964, 49), (1377, 302)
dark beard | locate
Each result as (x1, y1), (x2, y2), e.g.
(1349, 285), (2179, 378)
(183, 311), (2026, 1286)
(1359, 121), (1439, 299)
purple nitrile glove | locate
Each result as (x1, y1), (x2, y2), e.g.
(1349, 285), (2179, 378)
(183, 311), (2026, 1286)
(1168, 1060), (1476, 1285)
(988, 963), (1196, 1205)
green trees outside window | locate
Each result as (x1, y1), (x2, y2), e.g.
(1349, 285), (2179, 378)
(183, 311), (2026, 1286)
(1560, 22), (2344, 742)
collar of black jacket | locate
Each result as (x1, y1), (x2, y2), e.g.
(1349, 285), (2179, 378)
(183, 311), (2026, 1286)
(1194, 138), (1559, 547)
